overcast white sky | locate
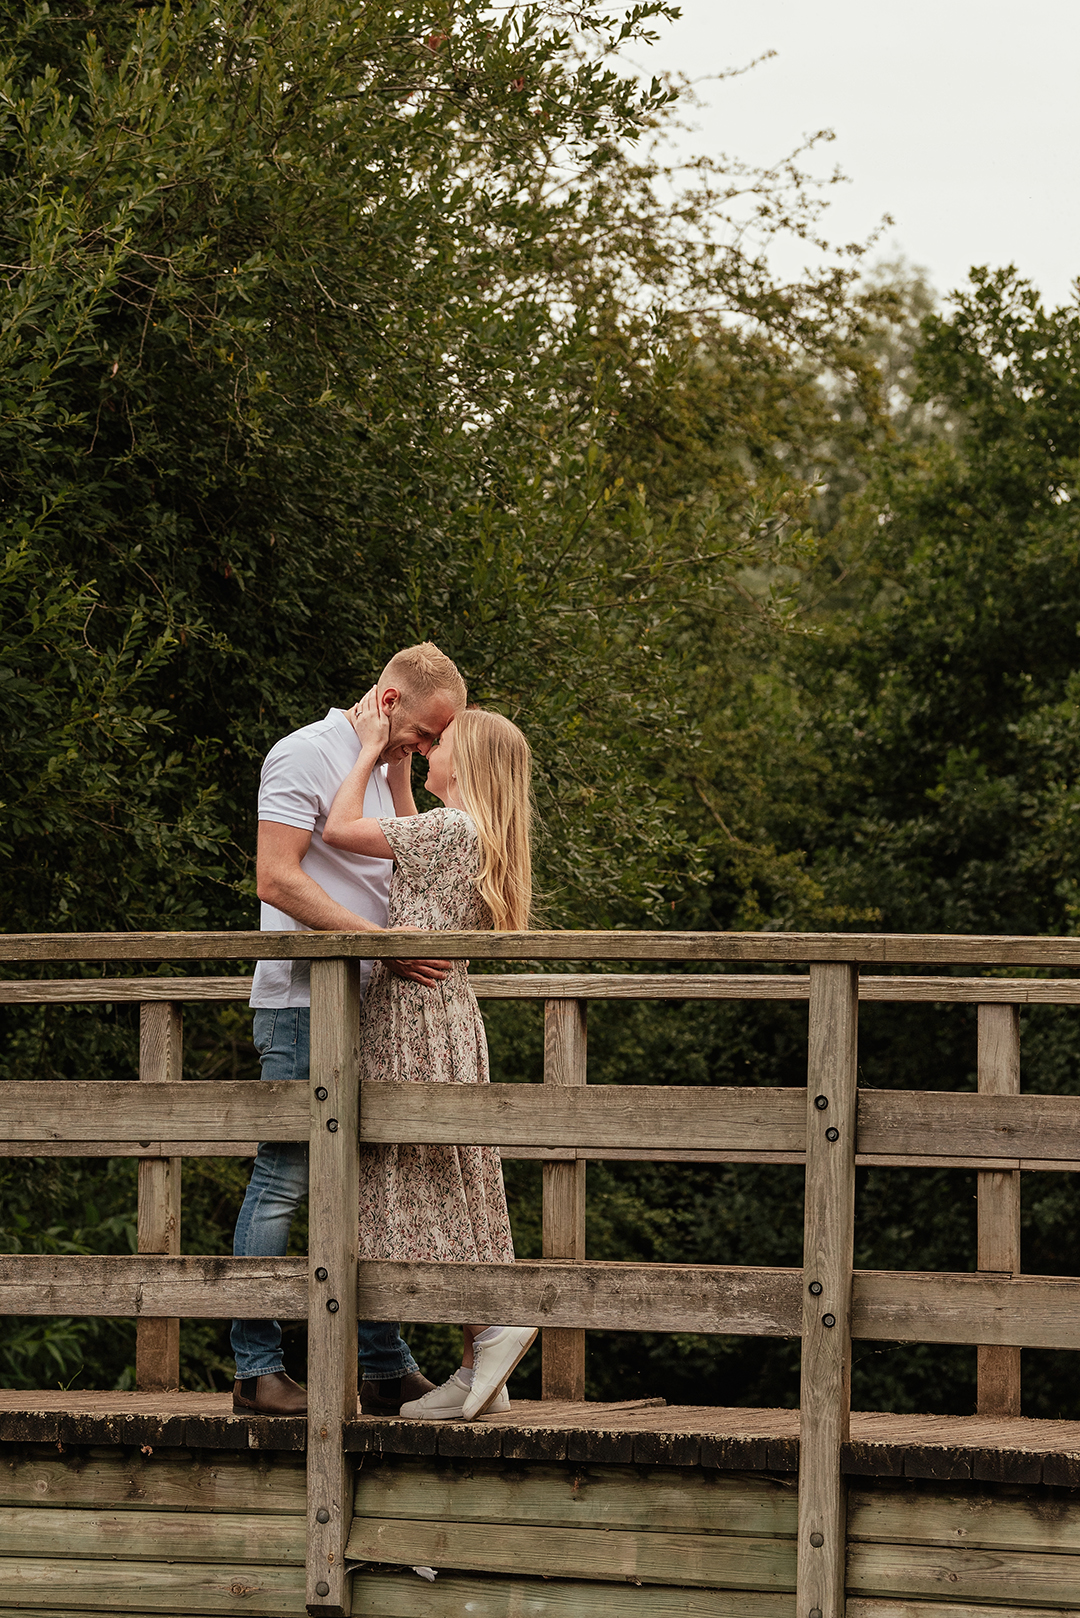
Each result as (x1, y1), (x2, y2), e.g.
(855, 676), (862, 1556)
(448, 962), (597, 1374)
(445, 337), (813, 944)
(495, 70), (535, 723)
(632, 0), (1080, 308)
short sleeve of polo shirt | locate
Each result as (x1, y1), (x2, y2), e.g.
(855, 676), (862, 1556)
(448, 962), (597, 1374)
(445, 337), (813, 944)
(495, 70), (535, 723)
(258, 733), (327, 831)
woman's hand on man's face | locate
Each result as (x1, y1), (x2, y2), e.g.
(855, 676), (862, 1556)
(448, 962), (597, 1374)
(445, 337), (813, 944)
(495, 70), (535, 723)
(348, 685), (391, 753)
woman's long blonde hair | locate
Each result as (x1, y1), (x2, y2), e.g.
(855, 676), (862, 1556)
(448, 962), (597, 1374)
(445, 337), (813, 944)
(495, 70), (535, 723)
(452, 709), (533, 933)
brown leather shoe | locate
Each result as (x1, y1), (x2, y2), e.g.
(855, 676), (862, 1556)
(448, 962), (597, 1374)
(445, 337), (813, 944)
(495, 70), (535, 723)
(232, 1370), (308, 1416)
(359, 1371), (435, 1416)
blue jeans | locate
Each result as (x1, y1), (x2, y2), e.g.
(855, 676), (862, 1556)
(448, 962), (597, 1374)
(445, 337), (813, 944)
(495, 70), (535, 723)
(230, 1008), (419, 1382)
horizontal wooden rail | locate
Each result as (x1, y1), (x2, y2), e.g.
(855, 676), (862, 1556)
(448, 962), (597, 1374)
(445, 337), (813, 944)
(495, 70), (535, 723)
(7, 1081), (1080, 1169)
(859, 1090), (1080, 1162)
(359, 1082), (806, 1153)
(364, 1263), (1080, 1350)
(0, 1255), (307, 1318)
(4, 1253), (1080, 1350)
(9, 971), (1080, 1005)
(7, 929), (1080, 965)
(0, 1081), (306, 1143)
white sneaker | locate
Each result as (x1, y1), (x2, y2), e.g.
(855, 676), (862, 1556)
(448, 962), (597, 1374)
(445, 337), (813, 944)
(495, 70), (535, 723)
(399, 1368), (510, 1420)
(461, 1327), (537, 1421)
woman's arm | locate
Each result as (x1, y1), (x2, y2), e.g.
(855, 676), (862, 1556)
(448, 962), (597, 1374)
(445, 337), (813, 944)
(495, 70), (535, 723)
(323, 690), (396, 858)
(386, 755), (418, 818)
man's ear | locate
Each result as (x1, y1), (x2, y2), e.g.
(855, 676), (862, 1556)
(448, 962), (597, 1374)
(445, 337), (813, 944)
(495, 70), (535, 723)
(380, 685), (401, 712)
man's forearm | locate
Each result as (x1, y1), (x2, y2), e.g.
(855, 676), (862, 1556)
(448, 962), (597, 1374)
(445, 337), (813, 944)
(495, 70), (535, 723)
(260, 867), (380, 933)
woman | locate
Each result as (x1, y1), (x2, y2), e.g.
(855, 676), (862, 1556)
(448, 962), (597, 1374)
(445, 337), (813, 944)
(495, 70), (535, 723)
(323, 689), (536, 1421)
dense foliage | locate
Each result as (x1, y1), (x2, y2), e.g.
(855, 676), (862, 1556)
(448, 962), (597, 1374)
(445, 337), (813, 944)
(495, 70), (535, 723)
(3, 2), (1079, 1419)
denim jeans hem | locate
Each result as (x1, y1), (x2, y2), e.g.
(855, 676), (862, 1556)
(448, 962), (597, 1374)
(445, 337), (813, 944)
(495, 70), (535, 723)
(239, 1362), (286, 1380)
(362, 1362), (419, 1381)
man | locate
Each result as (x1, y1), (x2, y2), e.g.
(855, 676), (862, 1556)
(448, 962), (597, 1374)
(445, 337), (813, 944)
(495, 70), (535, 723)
(231, 642), (468, 1416)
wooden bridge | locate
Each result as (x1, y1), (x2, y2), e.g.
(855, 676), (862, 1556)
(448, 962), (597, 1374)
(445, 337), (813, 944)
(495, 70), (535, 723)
(3, 928), (1080, 1618)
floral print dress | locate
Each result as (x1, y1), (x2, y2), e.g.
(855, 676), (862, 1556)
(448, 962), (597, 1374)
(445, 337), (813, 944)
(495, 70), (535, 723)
(356, 806), (515, 1265)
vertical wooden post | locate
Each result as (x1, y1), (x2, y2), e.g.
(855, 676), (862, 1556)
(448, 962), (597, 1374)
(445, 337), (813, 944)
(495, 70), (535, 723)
(307, 958), (363, 1617)
(797, 963), (858, 1618)
(541, 998), (587, 1401)
(136, 1002), (182, 1391)
(977, 1002), (1022, 1417)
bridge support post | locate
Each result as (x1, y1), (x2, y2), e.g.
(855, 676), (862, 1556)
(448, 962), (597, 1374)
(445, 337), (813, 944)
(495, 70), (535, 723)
(307, 958), (362, 1616)
(798, 962), (858, 1618)
(977, 1003), (1022, 1416)
(136, 1001), (182, 1391)
(542, 998), (587, 1400)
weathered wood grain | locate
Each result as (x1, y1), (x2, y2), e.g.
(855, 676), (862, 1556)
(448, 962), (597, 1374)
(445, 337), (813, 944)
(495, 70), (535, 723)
(8, 928), (1080, 966)
(542, 999), (588, 1400)
(848, 1481), (1080, 1553)
(0, 1139), (261, 1157)
(0, 976), (255, 1003)
(0, 1080), (307, 1143)
(798, 963), (858, 1618)
(0, 1254), (307, 1317)
(358, 1082), (807, 1152)
(345, 1516), (797, 1591)
(357, 1259), (802, 1336)
(353, 1455), (798, 1535)
(0, 1447), (307, 1515)
(847, 1539), (1080, 1606)
(977, 1004), (1022, 1418)
(857, 1089), (1080, 1161)
(11, 968), (1080, 1004)
(136, 1002), (182, 1393)
(0, 1503), (304, 1562)
(11, 967), (1080, 1005)
(0, 1555), (305, 1610)
(352, 1574), (795, 1618)
(307, 959), (363, 1616)
(852, 1269), (1080, 1349)
(846, 1604), (1080, 1618)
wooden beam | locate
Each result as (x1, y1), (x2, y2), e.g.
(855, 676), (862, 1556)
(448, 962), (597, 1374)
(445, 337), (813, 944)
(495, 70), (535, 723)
(542, 1000), (587, 1400)
(6, 1248), (1080, 1350)
(307, 959), (362, 1617)
(353, 1574), (795, 1617)
(977, 1004), (1022, 1418)
(136, 1003), (182, 1393)
(353, 1457), (798, 1536)
(358, 1082), (807, 1153)
(0, 976), (254, 1003)
(0, 1254), (307, 1318)
(357, 1259), (802, 1336)
(345, 1516), (797, 1591)
(0, 1079), (307, 1142)
(797, 962), (858, 1618)
(0, 1556), (305, 1608)
(8, 928), (1080, 966)
(847, 1539), (1080, 1607)
(852, 1269), (1080, 1349)
(0, 1503), (305, 1562)
(856, 1089), (1080, 1162)
(8, 968), (1080, 1006)
(9, 968), (1080, 1005)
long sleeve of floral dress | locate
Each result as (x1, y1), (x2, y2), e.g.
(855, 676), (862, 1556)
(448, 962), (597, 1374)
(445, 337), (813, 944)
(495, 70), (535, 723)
(355, 807), (515, 1264)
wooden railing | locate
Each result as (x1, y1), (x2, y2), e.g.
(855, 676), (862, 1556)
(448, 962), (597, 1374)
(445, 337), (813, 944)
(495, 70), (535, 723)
(3, 930), (1080, 1617)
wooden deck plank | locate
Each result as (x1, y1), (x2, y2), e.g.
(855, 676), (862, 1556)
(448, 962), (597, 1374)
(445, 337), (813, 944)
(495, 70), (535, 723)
(4, 1394), (1080, 1483)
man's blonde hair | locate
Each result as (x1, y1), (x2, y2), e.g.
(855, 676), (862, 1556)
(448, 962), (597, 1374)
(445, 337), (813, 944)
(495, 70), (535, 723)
(381, 642), (467, 711)
(453, 709), (533, 933)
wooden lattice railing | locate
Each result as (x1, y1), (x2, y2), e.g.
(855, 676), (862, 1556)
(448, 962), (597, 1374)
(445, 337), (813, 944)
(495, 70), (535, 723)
(3, 930), (1080, 1617)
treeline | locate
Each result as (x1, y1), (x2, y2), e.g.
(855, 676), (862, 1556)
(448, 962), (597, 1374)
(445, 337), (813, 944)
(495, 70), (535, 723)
(2, 2), (1079, 1414)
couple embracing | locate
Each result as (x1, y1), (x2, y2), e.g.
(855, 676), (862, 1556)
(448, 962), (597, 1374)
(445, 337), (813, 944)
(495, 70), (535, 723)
(231, 642), (536, 1423)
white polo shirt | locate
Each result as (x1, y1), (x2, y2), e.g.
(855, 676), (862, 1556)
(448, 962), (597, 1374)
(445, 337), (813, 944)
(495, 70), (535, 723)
(250, 708), (395, 1008)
